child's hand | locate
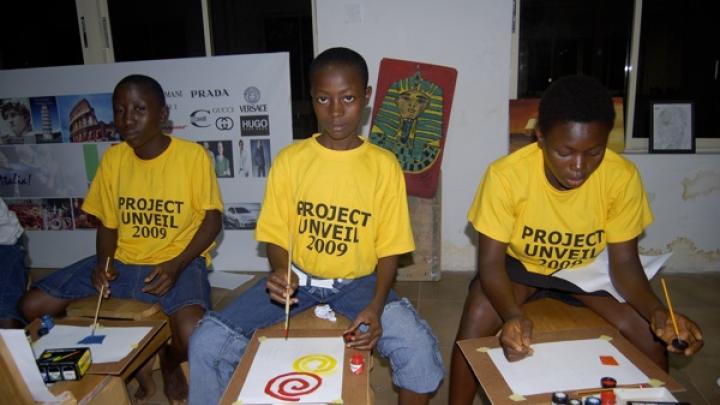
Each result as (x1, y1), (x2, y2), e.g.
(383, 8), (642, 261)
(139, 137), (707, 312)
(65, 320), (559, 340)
(266, 270), (299, 305)
(650, 308), (704, 355)
(343, 308), (381, 351)
(142, 258), (182, 296)
(91, 260), (117, 298)
(500, 315), (534, 362)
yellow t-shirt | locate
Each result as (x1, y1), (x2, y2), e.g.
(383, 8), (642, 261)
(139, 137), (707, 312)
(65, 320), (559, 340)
(82, 136), (223, 265)
(256, 134), (415, 279)
(468, 143), (653, 275)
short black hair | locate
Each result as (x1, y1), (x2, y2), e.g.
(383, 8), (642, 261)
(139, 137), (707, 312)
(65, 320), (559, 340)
(113, 74), (166, 106)
(537, 75), (615, 135)
(309, 47), (369, 88)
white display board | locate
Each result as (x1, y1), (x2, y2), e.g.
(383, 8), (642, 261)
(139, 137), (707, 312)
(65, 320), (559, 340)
(0, 53), (292, 271)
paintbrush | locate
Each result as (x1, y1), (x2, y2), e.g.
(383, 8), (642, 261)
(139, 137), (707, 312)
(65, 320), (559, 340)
(660, 277), (689, 350)
(90, 257), (111, 336)
(284, 237), (292, 340)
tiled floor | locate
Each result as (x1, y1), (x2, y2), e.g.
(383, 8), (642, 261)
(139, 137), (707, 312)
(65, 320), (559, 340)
(31, 269), (720, 404)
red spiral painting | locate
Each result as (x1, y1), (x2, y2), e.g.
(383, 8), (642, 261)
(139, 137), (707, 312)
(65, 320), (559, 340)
(264, 371), (322, 402)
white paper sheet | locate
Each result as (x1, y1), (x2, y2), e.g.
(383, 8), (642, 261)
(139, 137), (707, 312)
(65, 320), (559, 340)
(0, 329), (56, 402)
(207, 271), (254, 290)
(239, 337), (345, 404)
(552, 251), (672, 302)
(487, 338), (648, 396)
(32, 325), (152, 363)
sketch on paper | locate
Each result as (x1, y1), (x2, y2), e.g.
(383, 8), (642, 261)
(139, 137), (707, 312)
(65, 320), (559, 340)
(239, 337), (345, 404)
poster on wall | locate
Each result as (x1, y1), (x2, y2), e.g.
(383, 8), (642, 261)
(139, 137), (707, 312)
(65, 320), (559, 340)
(369, 58), (457, 199)
(0, 53), (293, 271)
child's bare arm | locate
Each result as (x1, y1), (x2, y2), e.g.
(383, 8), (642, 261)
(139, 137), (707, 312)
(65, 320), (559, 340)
(92, 221), (118, 298)
(477, 233), (534, 361)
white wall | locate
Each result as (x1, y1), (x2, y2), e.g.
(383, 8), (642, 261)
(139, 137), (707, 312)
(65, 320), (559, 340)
(315, 0), (720, 273)
(630, 155), (720, 273)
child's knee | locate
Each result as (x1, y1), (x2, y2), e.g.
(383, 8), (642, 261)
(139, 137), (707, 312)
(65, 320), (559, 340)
(19, 289), (47, 321)
(380, 299), (444, 393)
(189, 315), (248, 366)
(171, 305), (206, 336)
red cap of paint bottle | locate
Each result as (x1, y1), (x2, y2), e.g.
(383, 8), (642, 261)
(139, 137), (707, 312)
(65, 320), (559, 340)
(350, 354), (364, 375)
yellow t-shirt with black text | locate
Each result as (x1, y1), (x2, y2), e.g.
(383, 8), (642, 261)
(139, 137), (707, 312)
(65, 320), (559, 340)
(256, 134), (415, 279)
(82, 136), (223, 265)
(468, 143), (652, 275)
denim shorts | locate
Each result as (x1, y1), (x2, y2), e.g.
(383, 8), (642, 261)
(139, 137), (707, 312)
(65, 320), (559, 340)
(188, 272), (444, 404)
(33, 255), (211, 315)
(0, 241), (28, 322)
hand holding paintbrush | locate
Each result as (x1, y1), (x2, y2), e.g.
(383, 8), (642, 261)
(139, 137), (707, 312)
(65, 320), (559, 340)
(264, 244), (299, 329)
(651, 277), (704, 355)
(91, 257), (112, 335)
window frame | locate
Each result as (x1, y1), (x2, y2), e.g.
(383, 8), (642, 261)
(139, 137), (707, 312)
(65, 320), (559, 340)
(511, 0), (720, 153)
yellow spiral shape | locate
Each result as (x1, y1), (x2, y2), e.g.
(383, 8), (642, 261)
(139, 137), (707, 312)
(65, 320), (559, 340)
(292, 354), (337, 375)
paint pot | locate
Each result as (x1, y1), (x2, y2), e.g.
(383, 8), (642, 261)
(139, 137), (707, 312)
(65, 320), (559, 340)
(598, 377), (617, 405)
(551, 391), (568, 404)
(671, 338), (689, 351)
(350, 354), (364, 375)
(583, 397), (601, 405)
(600, 390), (616, 405)
(568, 400), (582, 405)
(41, 314), (55, 330)
(38, 314), (55, 336)
(600, 376), (617, 389)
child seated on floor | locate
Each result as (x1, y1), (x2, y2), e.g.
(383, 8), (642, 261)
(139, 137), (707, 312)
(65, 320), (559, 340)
(188, 47), (444, 405)
(449, 75), (703, 405)
(20, 74), (223, 402)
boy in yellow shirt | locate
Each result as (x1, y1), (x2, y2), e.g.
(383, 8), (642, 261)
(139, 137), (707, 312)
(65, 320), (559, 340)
(21, 74), (223, 401)
(189, 47), (443, 405)
(449, 75), (703, 404)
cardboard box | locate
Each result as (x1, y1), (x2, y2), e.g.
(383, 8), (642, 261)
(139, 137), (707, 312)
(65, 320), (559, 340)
(36, 347), (92, 382)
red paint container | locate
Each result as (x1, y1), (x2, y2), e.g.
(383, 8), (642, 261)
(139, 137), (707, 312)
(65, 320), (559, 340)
(350, 354), (365, 375)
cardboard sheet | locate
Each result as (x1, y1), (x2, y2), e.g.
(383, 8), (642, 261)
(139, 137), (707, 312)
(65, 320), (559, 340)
(457, 328), (683, 405)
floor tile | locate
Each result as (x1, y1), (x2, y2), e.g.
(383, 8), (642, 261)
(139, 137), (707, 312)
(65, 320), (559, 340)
(392, 280), (420, 301)
(417, 298), (465, 346)
(650, 273), (720, 309)
(419, 271), (473, 301)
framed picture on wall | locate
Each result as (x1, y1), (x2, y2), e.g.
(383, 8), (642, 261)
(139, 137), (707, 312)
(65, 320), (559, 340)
(649, 101), (695, 153)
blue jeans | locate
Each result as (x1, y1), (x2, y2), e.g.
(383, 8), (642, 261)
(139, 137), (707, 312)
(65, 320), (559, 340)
(0, 241), (28, 323)
(188, 273), (444, 404)
(33, 255), (211, 315)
